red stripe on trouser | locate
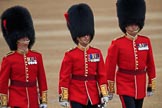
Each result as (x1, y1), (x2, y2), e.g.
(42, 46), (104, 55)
(119, 95), (126, 108)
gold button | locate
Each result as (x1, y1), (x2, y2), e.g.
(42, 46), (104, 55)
(134, 48), (137, 51)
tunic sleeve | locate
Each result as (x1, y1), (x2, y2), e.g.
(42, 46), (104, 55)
(146, 38), (156, 84)
(58, 52), (72, 95)
(97, 50), (107, 85)
(37, 54), (48, 96)
(0, 57), (10, 94)
(105, 40), (119, 81)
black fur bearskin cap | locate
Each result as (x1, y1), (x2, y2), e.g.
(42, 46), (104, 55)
(1, 5), (35, 50)
(64, 3), (94, 44)
(116, 0), (146, 33)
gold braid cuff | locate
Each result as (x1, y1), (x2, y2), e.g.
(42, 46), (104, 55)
(0, 94), (7, 106)
(60, 87), (68, 101)
(108, 80), (115, 93)
(148, 79), (156, 91)
(152, 79), (156, 91)
(42, 91), (47, 104)
(100, 84), (108, 96)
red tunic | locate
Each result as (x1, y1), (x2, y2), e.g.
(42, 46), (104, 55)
(0, 50), (48, 108)
(105, 35), (156, 99)
(59, 46), (107, 105)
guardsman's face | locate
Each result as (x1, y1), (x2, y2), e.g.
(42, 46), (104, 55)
(77, 35), (90, 47)
(125, 24), (139, 36)
(17, 37), (30, 46)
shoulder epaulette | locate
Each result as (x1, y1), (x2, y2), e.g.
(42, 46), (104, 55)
(31, 50), (41, 55)
(90, 45), (98, 49)
(31, 50), (39, 53)
(113, 35), (124, 41)
(138, 35), (149, 39)
(67, 47), (76, 52)
(5, 51), (15, 57)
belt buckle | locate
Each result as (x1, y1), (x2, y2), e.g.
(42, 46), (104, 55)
(85, 76), (87, 81)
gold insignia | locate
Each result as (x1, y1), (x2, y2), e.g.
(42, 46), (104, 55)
(113, 35), (124, 41)
(31, 50), (39, 53)
(100, 84), (108, 96)
(67, 47), (75, 52)
(152, 79), (156, 91)
(5, 51), (15, 57)
(90, 45), (95, 48)
(0, 94), (7, 106)
(60, 87), (68, 101)
(108, 80), (115, 93)
(42, 91), (47, 104)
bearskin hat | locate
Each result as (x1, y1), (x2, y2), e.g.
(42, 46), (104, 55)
(116, 0), (146, 33)
(64, 3), (94, 44)
(1, 5), (35, 50)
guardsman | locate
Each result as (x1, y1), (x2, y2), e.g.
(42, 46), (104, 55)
(58, 3), (109, 108)
(0, 6), (48, 108)
(105, 0), (156, 108)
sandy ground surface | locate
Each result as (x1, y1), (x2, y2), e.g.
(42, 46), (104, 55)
(0, 0), (162, 108)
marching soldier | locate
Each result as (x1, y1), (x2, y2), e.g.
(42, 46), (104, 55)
(58, 3), (109, 108)
(0, 6), (48, 108)
(105, 0), (156, 108)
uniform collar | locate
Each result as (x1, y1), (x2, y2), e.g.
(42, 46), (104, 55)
(125, 33), (138, 40)
(77, 43), (90, 51)
(17, 49), (29, 54)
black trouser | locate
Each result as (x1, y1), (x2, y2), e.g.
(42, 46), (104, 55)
(70, 101), (98, 108)
(119, 95), (144, 108)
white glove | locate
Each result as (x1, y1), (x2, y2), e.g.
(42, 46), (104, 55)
(40, 103), (47, 108)
(147, 91), (154, 97)
(108, 93), (113, 100)
(99, 96), (109, 108)
(101, 96), (109, 103)
(147, 86), (154, 97)
(59, 101), (70, 107)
